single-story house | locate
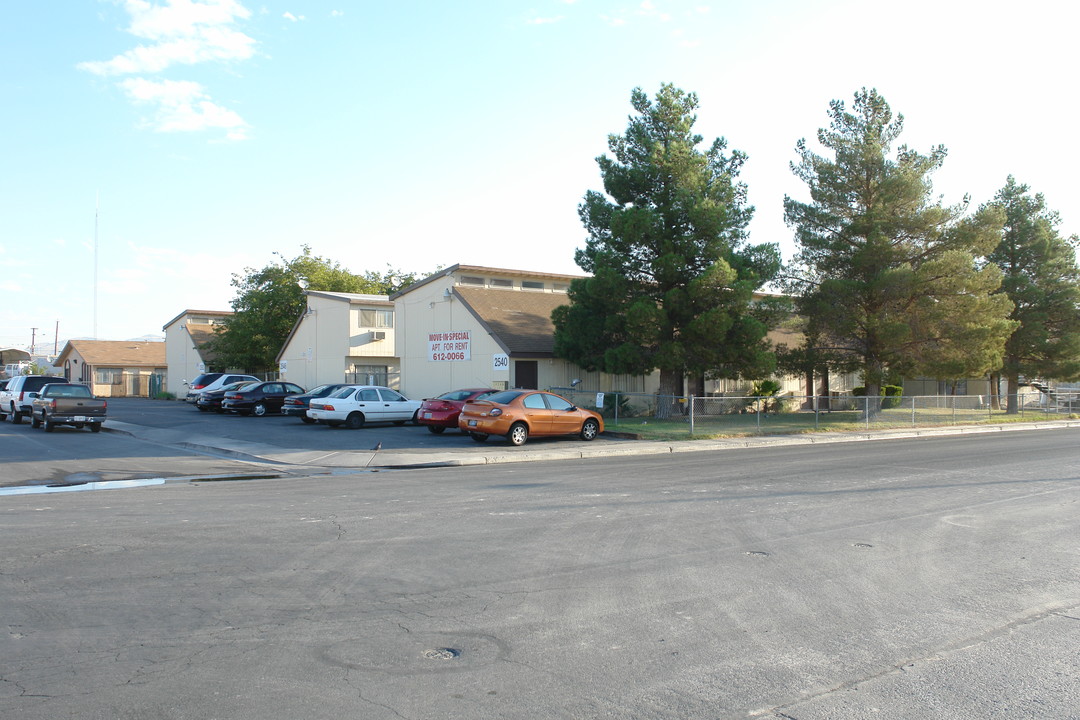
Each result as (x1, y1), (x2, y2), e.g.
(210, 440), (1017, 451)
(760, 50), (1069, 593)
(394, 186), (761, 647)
(54, 340), (167, 398)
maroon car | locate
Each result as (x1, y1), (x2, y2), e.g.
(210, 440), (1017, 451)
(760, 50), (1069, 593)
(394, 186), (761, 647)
(418, 388), (497, 433)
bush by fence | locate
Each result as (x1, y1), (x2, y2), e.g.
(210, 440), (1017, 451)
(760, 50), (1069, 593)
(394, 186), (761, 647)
(549, 388), (1077, 437)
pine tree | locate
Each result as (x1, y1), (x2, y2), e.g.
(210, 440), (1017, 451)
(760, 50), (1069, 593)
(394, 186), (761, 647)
(985, 177), (1080, 413)
(784, 88), (1014, 405)
(553, 85), (780, 406)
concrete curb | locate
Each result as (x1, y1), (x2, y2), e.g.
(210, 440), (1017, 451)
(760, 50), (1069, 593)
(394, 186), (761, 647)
(102, 418), (1080, 470)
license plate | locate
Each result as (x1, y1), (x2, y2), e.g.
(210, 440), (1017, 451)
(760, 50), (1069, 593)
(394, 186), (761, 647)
(74, 416), (87, 422)
(424, 412), (432, 419)
(468, 419), (477, 427)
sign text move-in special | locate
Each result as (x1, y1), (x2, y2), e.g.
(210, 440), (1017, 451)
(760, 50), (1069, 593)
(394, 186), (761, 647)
(428, 330), (471, 362)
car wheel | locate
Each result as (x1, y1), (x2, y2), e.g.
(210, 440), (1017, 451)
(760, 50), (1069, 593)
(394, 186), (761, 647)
(252, 403), (268, 417)
(507, 422), (528, 446)
(89, 423), (102, 433)
(470, 432), (489, 443)
(427, 425), (445, 434)
(197, 405), (208, 412)
(580, 418), (600, 441)
(301, 416), (315, 424)
(344, 412), (365, 430)
(44, 418), (55, 432)
(11, 407), (23, 425)
(31, 413), (41, 429)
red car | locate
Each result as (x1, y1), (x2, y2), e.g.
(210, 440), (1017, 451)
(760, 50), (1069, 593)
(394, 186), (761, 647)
(418, 388), (498, 434)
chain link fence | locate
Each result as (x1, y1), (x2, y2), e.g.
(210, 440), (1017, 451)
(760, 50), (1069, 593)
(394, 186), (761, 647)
(549, 388), (1077, 436)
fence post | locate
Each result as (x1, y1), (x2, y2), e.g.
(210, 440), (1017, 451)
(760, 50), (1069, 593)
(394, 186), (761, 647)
(911, 396), (916, 427)
(815, 396), (819, 430)
(864, 397), (869, 430)
(756, 400), (761, 432)
(689, 395), (695, 436)
(614, 392), (619, 427)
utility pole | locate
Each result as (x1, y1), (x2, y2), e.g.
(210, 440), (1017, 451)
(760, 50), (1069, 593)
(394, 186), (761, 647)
(30, 327), (38, 355)
(54, 320), (59, 355)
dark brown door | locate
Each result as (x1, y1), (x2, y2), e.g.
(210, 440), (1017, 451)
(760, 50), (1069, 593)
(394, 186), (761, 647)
(514, 360), (538, 389)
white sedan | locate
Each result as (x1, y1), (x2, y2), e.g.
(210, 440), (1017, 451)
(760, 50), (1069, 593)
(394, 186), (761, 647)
(306, 385), (421, 429)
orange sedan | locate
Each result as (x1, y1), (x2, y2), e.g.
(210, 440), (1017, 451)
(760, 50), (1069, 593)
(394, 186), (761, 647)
(458, 390), (604, 446)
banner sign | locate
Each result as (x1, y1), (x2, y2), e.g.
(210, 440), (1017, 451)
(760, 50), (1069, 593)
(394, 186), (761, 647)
(428, 330), (471, 362)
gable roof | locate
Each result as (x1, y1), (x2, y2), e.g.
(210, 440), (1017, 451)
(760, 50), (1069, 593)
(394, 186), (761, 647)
(306, 290), (392, 306)
(162, 309), (233, 331)
(454, 286), (569, 356)
(55, 340), (166, 368)
(391, 264), (584, 300)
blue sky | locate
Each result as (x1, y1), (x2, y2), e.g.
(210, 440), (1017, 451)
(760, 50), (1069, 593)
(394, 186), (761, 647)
(2, 0), (1077, 349)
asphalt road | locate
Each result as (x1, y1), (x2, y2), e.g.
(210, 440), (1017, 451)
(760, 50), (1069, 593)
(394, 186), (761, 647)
(2, 429), (1078, 719)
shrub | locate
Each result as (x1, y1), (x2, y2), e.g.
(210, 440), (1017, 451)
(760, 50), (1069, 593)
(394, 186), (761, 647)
(852, 385), (904, 409)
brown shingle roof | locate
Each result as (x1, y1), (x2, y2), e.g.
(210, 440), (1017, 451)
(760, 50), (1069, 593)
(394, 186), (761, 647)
(56, 340), (166, 367)
(454, 287), (569, 356)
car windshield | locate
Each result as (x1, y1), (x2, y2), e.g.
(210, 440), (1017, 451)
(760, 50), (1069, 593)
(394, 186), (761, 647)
(481, 390), (525, 405)
(329, 387), (358, 399)
(223, 381), (256, 391)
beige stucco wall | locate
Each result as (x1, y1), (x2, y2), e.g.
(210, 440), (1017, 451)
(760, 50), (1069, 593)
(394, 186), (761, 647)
(277, 293), (399, 391)
(394, 271), (661, 401)
(164, 323), (207, 396)
(396, 275), (511, 400)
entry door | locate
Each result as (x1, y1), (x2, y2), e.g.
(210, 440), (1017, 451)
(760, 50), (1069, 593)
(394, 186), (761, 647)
(514, 360), (538, 389)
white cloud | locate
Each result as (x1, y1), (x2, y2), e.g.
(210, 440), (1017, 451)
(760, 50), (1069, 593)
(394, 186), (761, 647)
(330, 10), (344, 17)
(283, 11), (305, 22)
(79, 0), (254, 140)
(79, 0), (255, 76)
(120, 78), (250, 140)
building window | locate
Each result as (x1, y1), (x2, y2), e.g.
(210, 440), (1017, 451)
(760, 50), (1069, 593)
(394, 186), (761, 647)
(349, 365), (389, 386)
(460, 276), (484, 286)
(490, 278), (512, 288)
(96, 367), (122, 385)
(553, 283), (569, 292)
(358, 309), (394, 328)
(522, 280), (545, 290)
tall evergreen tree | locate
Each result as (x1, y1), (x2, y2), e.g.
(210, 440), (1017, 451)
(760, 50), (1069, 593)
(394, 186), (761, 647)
(985, 177), (1080, 413)
(552, 84), (781, 402)
(783, 88), (1014, 403)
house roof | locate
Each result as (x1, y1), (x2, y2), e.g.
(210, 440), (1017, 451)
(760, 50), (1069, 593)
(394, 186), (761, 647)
(454, 286), (570, 356)
(55, 340), (166, 368)
(162, 309), (233, 331)
(306, 290), (392, 306)
(391, 264), (585, 300)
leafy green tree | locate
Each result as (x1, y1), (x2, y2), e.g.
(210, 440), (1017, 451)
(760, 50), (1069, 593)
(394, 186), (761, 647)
(783, 88), (1014, 405)
(552, 85), (781, 406)
(208, 247), (421, 372)
(23, 362), (50, 376)
(984, 177), (1080, 413)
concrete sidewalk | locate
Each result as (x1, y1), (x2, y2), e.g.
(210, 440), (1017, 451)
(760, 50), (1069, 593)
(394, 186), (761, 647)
(103, 417), (1080, 470)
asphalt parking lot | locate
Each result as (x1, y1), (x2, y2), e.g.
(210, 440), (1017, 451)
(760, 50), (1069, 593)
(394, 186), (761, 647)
(104, 397), (629, 453)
